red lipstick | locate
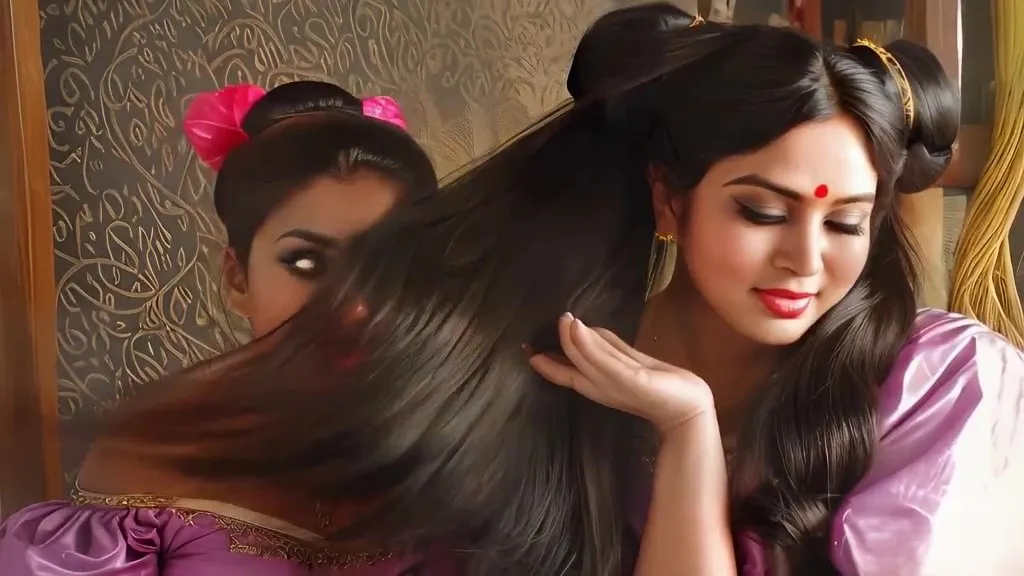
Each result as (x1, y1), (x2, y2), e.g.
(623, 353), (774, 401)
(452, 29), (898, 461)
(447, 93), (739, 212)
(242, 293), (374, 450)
(753, 288), (815, 319)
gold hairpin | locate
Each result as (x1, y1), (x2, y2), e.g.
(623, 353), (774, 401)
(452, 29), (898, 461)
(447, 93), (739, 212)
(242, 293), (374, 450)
(852, 38), (915, 127)
(689, 14), (705, 28)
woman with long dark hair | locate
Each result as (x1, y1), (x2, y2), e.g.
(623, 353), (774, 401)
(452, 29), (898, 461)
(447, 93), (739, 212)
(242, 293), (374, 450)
(503, 5), (1023, 573)
(0, 80), (450, 575)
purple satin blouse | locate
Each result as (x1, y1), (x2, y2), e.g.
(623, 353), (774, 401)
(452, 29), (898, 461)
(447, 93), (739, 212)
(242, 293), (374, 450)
(738, 309), (1024, 575)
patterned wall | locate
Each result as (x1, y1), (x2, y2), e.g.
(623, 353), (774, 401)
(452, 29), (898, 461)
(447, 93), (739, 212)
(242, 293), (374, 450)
(43, 0), (716, 489)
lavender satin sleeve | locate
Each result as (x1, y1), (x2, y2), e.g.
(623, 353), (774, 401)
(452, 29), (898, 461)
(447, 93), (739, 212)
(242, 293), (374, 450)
(0, 498), (458, 575)
(0, 501), (259, 576)
(830, 309), (1024, 575)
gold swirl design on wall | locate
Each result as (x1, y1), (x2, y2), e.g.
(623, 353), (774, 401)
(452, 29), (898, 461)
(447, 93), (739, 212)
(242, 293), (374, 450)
(39, 0), (631, 490)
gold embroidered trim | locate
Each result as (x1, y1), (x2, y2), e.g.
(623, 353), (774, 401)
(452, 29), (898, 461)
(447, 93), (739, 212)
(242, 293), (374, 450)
(72, 491), (393, 568)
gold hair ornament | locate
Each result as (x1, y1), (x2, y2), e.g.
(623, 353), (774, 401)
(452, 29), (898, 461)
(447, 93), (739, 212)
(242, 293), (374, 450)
(852, 39), (915, 127)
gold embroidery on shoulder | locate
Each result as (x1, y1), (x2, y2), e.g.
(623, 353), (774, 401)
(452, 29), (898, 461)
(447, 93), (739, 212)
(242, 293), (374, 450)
(73, 491), (176, 508)
(73, 491), (394, 568)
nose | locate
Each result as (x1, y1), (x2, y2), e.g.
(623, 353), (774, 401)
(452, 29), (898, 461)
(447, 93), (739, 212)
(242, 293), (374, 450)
(772, 219), (824, 277)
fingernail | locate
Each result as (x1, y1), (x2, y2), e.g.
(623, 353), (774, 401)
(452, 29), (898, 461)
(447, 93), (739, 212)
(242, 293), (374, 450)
(562, 312), (574, 320)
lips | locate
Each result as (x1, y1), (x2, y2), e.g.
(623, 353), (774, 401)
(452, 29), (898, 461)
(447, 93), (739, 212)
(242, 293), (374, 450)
(753, 288), (815, 319)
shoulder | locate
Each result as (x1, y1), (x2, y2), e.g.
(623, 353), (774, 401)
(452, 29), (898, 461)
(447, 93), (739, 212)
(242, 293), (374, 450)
(830, 309), (1024, 575)
(875, 308), (1022, 436)
(900, 307), (1020, 368)
(0, 499), (212, 575)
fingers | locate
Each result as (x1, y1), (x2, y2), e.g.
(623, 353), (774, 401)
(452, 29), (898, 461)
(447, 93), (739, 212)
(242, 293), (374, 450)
(575, 325), (642, 370)
(591, 327), (662, 367)
(528, 353), (595, 394)
(527, 313), (653, 403)
(527, 353), (578, 389)
(555, 314), (598, 380)
(528, 315), (614, 402)
(569, 319), (649, 392)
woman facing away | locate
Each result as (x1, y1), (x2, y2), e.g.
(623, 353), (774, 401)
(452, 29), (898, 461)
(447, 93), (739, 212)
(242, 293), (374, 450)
(186, 80), (428, 338)
(0, 79), (449, 575)
(0, 75), (728, 574)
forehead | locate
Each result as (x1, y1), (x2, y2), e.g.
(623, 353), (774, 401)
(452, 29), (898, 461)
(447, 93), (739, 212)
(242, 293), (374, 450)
(259, 171), (403, 239)
(722, 115), (878, 195)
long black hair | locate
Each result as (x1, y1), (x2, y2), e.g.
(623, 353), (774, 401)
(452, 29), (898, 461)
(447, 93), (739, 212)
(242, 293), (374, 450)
(105, 4), (959, 575)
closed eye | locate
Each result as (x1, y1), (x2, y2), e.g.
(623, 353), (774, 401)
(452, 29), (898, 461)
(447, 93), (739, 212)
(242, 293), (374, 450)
(826, 221), (866, 236)
(737, 201), (867, 236)
(736, 202), (785, 225)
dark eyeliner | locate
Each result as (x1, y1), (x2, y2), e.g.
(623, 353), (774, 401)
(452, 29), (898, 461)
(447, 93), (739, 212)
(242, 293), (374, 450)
(734, 200), (785, 225)
(827, 221), (866, 236)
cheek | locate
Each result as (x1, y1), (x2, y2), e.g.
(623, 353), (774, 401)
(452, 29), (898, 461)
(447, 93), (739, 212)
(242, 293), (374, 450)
(824, 238), (870, 293)
(244, 264), (317, 338)
(683, 217), (770, 290)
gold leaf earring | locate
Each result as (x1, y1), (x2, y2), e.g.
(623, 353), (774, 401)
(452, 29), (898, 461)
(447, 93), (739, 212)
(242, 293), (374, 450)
(646, 232), (677, 299)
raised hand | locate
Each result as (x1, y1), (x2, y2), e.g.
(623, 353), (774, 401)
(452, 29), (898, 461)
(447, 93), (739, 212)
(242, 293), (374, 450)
(528, 313), (715, 435)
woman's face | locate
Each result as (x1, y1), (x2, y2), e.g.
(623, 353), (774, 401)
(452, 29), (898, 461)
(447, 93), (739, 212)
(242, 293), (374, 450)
(225, 170), (401, 338)
(658, 115), (878, 346)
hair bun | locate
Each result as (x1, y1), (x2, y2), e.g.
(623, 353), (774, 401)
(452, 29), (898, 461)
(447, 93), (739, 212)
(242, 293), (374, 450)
(880, 40), (959, 193)
(566, 3), (700, 102)
(895, 141), (952, 193)
(240, 80), (363, 137)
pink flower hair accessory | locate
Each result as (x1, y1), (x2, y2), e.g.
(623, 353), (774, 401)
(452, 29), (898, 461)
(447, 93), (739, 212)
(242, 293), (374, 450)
(361, 96), (408, 131)
(183, 84), (266, 171)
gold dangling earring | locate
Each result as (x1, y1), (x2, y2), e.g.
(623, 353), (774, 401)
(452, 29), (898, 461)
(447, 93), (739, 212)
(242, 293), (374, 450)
(646, 232), (677, 300)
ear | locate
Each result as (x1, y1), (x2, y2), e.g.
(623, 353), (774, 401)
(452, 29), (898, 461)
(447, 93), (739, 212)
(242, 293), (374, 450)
(221, 247), (250, 317)
(648, 165), (682, 237)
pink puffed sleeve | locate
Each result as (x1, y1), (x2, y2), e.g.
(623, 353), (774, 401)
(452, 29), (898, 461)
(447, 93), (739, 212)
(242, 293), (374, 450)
(830, 309), (1024, 575)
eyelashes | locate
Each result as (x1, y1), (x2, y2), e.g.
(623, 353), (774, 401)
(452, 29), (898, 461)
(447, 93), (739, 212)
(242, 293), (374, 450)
(736, 203), (785, 225)
(827, 221), (867, 236)
(735, 202), (866, 236)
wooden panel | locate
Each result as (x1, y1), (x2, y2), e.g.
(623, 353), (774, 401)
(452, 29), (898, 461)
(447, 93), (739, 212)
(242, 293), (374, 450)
(0, 0), (62, 517)
(938, 124), (992, 188)
(900, 0), (962, 308)
(905, 0), (961, 84)
(802, 0), (822, 40)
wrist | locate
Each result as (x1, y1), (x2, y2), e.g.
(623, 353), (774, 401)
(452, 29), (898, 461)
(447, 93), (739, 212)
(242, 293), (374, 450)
(659, 410), (721, 448)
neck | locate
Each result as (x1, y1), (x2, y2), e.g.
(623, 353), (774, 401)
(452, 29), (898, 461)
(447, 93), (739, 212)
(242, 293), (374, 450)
(636, 280), (776, 437)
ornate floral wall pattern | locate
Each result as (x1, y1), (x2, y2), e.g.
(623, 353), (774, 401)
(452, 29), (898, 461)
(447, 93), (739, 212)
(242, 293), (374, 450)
(42, 0), (684, 489)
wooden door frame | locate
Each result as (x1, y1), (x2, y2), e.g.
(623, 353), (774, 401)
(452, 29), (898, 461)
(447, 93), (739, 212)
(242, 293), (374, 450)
(0, 0), (62, 518)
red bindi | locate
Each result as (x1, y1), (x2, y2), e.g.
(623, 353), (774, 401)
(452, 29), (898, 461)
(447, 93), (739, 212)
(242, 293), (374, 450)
(813, 184), (829, 198)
